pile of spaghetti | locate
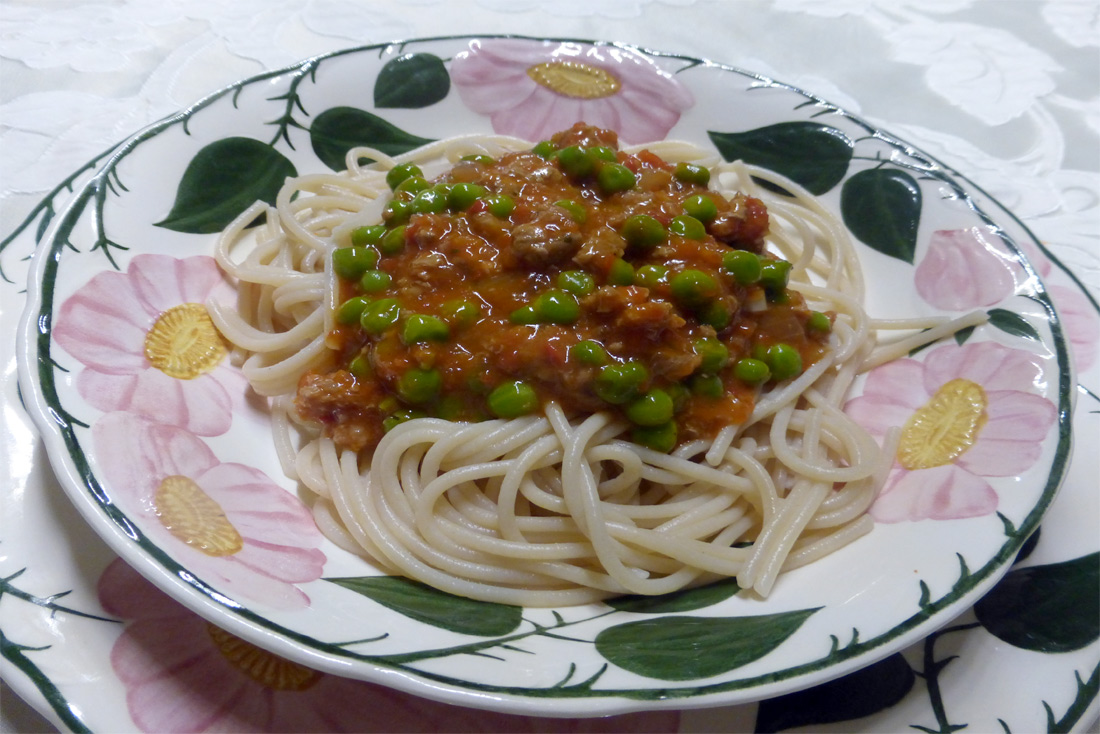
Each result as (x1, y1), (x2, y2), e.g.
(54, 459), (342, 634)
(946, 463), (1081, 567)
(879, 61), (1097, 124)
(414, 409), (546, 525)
(209, 123), (978, 606)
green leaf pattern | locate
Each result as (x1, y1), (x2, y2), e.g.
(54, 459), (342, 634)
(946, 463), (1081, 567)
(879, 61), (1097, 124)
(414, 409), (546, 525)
(987, 308), (1041, 341)
(840, 168), (923, 264)
(754, 653), (915, 732)
(155, 137), (296, 234)
(327, 576), (523, 637)
(374, 53), (451, 109)
(309, 106), (435, 171)
(594, 609), (819, 681)
(975, 552), (1099, 653)
(709, 122), (853, 195)
(605, 577), (741, 613)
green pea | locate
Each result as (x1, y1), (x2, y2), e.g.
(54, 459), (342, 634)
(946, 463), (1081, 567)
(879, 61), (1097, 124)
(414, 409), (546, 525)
(359, 269), (391, 293)
(402, 314), (451, 344)
(386, 163), (423, 190)
(557, 145), (596, 179)
(622, 214), (666, 249)
(670, 269), (719, 306)
(532, 289), (580, 324)
(674, 162), (710, 186)
(360, 298), (401, 334)
(532, 140), (557, 159)
(484, 194), (515, 218)
(634, 264), (668, 289)
(631, 421), (678, 452)
(332, 246), (380, 280)
(383, 199), (412, 226)
(589, 145), (618, 162)
(691, 374), (724, 399)
(557, 270), (596, 297)
(694, 338), (730, 374)
(487, 380), (539, 418)
(348, 353), (372, 379)
(594, 361), (648, 404)
(379, 226), (407, 255)
(571, 340), (609, 366)
(722, 250), (762, 285)
(434, 394), (466, 421)
(448, 183), (488, 211)
(766, 343), (803, 381)
(383, 408), (426, 432)
(667, 382), (691, 412)
(441, 299), (481, 329)
(734, 357), (771, 384)
(808, 311), (832, 333)
(396, 367), (442, 405)
(411, 187), (448, 214)
(555, 199), (587, 224)
(460, 154), (495, 165)
(607, 258), (634, 286)
(394, 175), (430, 197)
(336, 295), (372, 325)
(350, 225), (386, 247)
(701, 300), (731, 330)
(625, 388), (675, 427)
(759, 259), (792, 292)
(668, 215), (706, 240)
(510, 305), (539, 325)
(597, 162), (637, 194)
(683, 194), (718, 223)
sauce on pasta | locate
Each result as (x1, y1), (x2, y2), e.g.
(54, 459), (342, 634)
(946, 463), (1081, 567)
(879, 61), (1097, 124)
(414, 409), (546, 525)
(211, 124), (987, 604)
(297, 124), (832, 454)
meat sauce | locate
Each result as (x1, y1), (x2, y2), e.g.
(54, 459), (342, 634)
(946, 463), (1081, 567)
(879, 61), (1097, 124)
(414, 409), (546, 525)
(296, 123), (831, 453)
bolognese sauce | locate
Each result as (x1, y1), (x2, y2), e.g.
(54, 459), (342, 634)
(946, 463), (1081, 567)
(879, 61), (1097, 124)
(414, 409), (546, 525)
(295, 123), (833, 453)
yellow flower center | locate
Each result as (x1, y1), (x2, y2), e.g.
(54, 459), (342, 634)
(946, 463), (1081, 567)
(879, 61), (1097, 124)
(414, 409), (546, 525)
(527, 60), (621, 99)
(144, 303), (227, 379)
(154, 475), (243, 556)
(206, 624), (322, 691)
(897, 378), (988, 470)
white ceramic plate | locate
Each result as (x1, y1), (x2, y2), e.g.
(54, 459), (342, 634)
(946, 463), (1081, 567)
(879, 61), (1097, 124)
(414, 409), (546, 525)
(15, 36), (1074, 717)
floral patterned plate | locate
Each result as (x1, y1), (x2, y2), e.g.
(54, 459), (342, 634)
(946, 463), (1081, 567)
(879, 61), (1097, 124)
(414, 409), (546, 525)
(15, 36), (1074, 717)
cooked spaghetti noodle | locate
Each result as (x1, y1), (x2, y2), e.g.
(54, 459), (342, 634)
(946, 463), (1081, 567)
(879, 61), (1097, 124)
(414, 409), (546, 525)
(208, 125), (981, 606)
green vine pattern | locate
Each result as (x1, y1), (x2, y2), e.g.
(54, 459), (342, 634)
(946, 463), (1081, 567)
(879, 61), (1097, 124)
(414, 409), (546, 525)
(0, 569), (119, 732)
(0, 149), (113, 284)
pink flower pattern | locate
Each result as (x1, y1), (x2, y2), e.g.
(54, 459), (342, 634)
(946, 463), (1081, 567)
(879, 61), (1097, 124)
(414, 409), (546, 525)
(1017, 239), (1099, 371)
(92, 412), (326, 609)
(54, 253), (245, 436)
(1050, 283), (1099, 371)
(915, 228), (1098, 371)
(98, 558), (680, 733)
(915, 227), (1024, 310)
(845, 342), (1057, 523)
(451, 39), (694, 144)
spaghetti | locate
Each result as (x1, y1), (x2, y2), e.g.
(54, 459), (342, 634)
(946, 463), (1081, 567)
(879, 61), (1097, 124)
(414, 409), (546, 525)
(208, 125), (979, 606)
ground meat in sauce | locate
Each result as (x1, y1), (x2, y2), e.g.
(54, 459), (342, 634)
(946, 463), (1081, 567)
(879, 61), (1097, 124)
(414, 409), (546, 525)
(295, 123), (831, 453)
(511, 205), (582, 266)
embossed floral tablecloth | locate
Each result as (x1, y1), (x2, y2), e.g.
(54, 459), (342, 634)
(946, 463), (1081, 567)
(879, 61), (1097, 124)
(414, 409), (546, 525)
(1, 1), (1097, 732)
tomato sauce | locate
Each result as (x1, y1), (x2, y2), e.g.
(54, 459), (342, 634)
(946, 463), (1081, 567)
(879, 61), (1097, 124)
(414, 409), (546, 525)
(296, 124), (830, 453)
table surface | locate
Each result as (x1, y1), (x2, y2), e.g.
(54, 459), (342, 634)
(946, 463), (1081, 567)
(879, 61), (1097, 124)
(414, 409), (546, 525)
(1, 1), (1097, 732)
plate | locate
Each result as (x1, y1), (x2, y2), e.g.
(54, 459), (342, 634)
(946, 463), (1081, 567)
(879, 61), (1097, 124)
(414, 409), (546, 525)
(15, 36), (1073, 717)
